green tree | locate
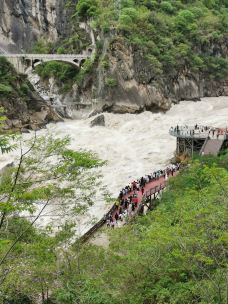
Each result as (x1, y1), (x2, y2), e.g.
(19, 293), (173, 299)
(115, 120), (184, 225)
(76, 0), (98, 19)
(0, 133), (104, 296)
(50, 153), (228, 304)
(0, 108), (14, 154)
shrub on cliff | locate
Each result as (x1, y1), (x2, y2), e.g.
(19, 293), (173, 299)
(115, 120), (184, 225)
(0, 57), (32, 98)
(36, 61), (77, 81)
(72, 0), (228, 81)
(76, 0), (98, 18)
(0, 84), (12, 96)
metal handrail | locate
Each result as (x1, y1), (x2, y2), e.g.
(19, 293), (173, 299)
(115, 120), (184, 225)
(169, 129), (209, 139)
(80, 180), (168, 243)
(169, 126), (228, 140)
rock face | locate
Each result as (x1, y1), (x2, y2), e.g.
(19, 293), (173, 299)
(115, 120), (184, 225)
(0, 2), (227, 116)
(0, 72), (62, 130)
(88, 39), (228, 114)
(90, 115), (105, 127)
(0, 0), (73, 52)
(34, 34), (228, 115)
(1, 91), (61, 131)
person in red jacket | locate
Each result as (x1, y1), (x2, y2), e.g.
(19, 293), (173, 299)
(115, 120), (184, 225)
(133, 195), (139, 207)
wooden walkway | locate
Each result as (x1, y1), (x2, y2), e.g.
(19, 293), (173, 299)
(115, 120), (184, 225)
(80, 170), (178, 243)
(112, 171), (178, 223)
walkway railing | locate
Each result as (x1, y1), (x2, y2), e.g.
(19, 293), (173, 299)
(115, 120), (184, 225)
(79, 176), (173, 243)
(169, 125), (228, 140)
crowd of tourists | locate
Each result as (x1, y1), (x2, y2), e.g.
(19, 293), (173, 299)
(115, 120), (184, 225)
(170, 124), (228, 139)
(106, 163), (180, 228)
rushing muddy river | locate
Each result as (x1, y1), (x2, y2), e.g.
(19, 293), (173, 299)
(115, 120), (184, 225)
(1, 96), (228, 234)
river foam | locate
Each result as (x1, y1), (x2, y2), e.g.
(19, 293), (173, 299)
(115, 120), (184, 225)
(1, 97), (228, 232)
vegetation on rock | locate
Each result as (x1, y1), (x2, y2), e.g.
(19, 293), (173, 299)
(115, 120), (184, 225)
(35, 61), (78, 90)
(75, 0), (228, 80)
(34, 0), (228, 101)
(0, 58), (33, 99)
(0, 58), (50, 128)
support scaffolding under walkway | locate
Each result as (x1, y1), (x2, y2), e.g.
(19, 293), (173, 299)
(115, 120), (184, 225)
(169, 125), (228, 157)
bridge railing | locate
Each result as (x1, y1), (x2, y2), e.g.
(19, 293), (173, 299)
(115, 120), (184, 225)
(0, 54), (89, 59)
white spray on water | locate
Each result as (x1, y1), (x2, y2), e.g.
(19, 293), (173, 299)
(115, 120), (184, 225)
(1, 97), (228, 233)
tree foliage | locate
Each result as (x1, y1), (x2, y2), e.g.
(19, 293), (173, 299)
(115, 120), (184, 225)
(0, 134), (104, 302)
(73, 0), (228, 80)
(1, 149), (227, 303)
(51, 152), (228, 304)
(0, 108), (15, 154)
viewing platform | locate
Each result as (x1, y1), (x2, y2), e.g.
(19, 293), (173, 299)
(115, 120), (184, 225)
(169, 125), (228, 156)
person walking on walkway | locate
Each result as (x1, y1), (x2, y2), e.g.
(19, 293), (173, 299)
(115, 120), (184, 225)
(115, 212), (119, 222)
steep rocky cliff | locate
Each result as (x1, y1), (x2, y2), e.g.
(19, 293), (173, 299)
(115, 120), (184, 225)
(0, 0), (74, 53)
(0, 57), (60, 130)
(32, 0), (228, 115)
(91, 37), (228, 113)
(36, 34), (227, 115)
(0, 0), (227, 117)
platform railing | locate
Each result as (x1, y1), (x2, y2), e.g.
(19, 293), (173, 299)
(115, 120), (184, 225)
(169, 126), (228, 140)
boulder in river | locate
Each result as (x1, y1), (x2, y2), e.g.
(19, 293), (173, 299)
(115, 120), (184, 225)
(90, 114), (105, 127)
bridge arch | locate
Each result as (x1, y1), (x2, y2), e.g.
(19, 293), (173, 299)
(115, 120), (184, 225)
(73, 58), (79, 64)
(0, 53), (90, 73)
(80, 58), (86, 67)
(32, 59), (42, 68)
(30, 59), (81, 70)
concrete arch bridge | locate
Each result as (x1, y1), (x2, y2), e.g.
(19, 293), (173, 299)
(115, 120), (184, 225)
(0, 50), (93, 74)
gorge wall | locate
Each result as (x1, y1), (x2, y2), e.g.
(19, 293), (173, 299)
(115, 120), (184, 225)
(0, 57), (61, 130)
(88, 38), (228, 114)
(0, 0), (74, 128)
(0, 0), (227, 119)
(40, 35), (228, 115)
(0, 0), (74, 53)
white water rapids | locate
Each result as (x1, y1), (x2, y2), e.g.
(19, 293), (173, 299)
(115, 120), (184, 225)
(1, 96), (228, 234)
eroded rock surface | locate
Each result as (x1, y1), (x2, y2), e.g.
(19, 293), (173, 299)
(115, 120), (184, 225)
(0, 0), (71, 52)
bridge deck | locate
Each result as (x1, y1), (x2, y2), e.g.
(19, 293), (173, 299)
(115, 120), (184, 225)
(80, 172), (177, 243)
(0, 54), (88, 59)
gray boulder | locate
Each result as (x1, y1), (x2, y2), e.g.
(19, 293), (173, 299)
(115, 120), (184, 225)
(90, 114), (105, 127)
